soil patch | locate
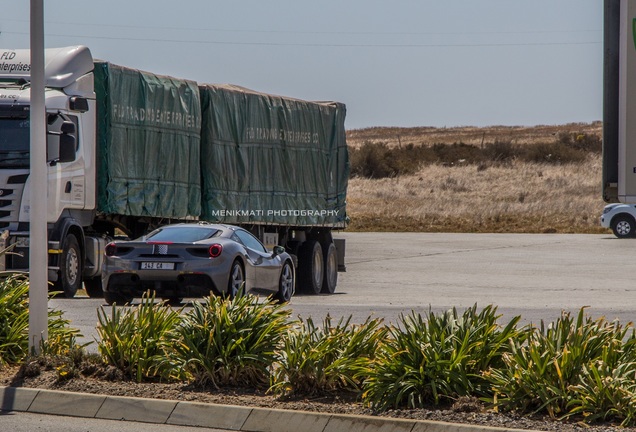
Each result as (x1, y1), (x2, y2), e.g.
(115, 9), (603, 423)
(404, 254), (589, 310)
(0, 360), (633, 432)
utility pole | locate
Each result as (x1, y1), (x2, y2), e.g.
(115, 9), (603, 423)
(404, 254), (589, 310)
(29, 0), (48, 354)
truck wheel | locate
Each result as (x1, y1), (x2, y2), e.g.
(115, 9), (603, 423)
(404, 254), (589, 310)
(55, 234), (82, 298)
(612, 215), (636, 238)
(104, 291), (133, 306)
(299, 240), (323, 294)
(84, 276), (104, 298)
(321, 242), (338, 294)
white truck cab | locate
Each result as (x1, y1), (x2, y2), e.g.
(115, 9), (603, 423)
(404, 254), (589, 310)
(0, 46), (101, 296)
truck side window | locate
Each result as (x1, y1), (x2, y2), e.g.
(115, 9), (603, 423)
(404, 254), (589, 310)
(67, 115), (79, 150)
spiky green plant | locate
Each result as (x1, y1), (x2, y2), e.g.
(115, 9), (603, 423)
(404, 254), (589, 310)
(96, 292), (182, 382)
(362, 305), (523, 411)
(0, 275), (30, 364)
(173, 294), (290, 388)
(566, 344), (636, 426)
(0, 274), (81, 365)
(270, 315), (386, 397)
(487, 309), (634, 419)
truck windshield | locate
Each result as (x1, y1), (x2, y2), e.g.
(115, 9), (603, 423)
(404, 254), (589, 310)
(0, 114), (30, 169)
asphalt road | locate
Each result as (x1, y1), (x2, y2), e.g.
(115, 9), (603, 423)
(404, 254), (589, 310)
(51, 232), (636, 347)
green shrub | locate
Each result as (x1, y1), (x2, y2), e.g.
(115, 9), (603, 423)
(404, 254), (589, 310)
(567, 343), (636, 426)
(270, 315), (386, 397)
(0, 275), (81, 365)
(173, 294), (290, 388)
(486, 309), (634, 420)
(482, 140), (519, 162)
(349, 131), (601, 178)
(349, 142), (390, 178)
(432, 142), (483, 165)
(96, 292), (182, 382)
(350, 142), (434, 178)
(557, 132), (602, 153)
(521, 142), (587, 164)
(42, 308), (84, 357)
(362, 305), (523, 411)
(0, 275), (30, 364)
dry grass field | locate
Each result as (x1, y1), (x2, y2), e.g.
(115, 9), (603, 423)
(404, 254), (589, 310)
(344, 122), (608, 234)
(346, 122), (602, 148)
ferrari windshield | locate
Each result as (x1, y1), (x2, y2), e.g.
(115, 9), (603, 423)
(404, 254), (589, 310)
(0, 110), (30, 168)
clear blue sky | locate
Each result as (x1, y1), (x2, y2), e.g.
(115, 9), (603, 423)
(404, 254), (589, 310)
(0, 0), (602, 130)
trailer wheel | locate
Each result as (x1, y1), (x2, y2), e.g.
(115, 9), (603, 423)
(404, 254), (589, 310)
(321, 242), (338, 294)
(299, 240), (323, 294)
(612, 214), (636, 238)
(84, 276), (104, 298)
(55, 234), (82, 298)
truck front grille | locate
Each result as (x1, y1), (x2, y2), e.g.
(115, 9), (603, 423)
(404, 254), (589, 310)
(0, 170), (28, 223)
(7, 174), (28, 184)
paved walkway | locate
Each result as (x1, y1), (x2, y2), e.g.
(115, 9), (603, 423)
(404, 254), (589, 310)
(0, 386), (539, 432)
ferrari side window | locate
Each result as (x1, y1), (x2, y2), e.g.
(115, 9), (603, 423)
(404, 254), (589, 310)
(235, 230), (267, 253)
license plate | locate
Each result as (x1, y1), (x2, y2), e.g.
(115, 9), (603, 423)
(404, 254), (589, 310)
(140, 262), (175, 270)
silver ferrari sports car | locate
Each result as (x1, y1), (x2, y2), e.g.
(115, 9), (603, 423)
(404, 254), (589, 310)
(101, 222), (295, 305)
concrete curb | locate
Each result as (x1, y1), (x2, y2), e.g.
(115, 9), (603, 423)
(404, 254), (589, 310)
(0, 386), (540, 432)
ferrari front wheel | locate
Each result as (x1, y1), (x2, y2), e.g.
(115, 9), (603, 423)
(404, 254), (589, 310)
(274, 261), (294, 303)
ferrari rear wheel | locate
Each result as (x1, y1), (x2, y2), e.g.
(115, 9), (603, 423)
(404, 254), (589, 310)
(227, 259), (245, 299)
(84, 276), (104, 298)
(104, 291), (133, 306)
(162, 297), (183, 306)
(274, 261), (294, 303)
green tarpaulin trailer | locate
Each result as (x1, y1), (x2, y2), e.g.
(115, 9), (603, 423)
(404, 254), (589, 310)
(93, 64), (348, 229)
(199, 84), (348, 228)
(94, 61), (202, 220)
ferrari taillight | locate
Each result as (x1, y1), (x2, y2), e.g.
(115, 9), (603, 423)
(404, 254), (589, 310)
(208, 243), (223, 258)
(105, 243), (117, 257)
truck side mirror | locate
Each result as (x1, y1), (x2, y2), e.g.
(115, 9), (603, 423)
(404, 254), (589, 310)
(69, 97), (89, 113)
(58, 134), (77, 163)
(60, 120), (76, 135)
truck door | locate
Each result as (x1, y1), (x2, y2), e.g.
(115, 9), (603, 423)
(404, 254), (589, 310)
(47, 113), (85, 213)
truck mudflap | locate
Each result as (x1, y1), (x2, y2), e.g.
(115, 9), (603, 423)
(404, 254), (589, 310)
(334, 238), (346, 272)
(0, 230), (8, 272)
(47, 239), (61, 282)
